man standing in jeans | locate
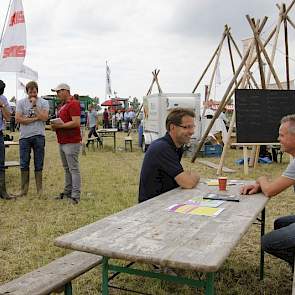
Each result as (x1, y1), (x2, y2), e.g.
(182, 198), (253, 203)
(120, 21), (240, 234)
(51, 83), (81, 204)
(0, 80), (14, 199)
(16, 81), (49, 196)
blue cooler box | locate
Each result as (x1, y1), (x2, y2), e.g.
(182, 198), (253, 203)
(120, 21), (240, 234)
(204, 144), (222, 157)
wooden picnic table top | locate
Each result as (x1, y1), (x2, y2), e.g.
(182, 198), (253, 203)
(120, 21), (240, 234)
(97, 128), (118, 133)
(231, 142), (280, 146)
(54, 180), (268, 273)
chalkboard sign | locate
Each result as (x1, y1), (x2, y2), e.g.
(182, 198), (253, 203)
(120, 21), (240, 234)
(235, 89), (295, 143)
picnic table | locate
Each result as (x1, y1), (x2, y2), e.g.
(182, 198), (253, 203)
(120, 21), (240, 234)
(55, 180), (268, 294)
(97, 128), (118, 152)
(4, 141), (19, 147)
(4, 141), (20, 168)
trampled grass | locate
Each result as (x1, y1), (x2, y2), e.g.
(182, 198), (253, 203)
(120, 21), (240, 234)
(1, 129), (294, 294)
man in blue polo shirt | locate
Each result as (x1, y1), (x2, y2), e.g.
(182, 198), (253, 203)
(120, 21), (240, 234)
(139, 108), (200, 203)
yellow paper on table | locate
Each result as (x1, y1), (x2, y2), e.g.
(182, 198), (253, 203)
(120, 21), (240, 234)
(174, 204), (194, 213)
(206, 179), (219, 186)
(188, 206), (224, 217)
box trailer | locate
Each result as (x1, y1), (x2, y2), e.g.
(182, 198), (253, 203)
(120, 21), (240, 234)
(142, 93), (201, 151)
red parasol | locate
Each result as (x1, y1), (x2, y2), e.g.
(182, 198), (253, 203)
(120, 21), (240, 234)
(100, 99), (122, 107)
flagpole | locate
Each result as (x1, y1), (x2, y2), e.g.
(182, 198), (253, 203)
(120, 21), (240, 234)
(105, 60), (107, 100)
(0, 0), (12, 45)
(15, 73), (18, 101)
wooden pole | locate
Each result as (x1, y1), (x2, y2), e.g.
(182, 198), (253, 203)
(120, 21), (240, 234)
(192, 26), (228, 93)
(283, 4), (290, 90)
(217, 41), (256, 174)
(226, 32), (238, 87)
(246, 15), (283, 90)
(228, 33), (260, 89)
(285, 0), (295, 15)
(206, 25), (229, 100)
(249, 19), (268, 168)
(286, 15), (295, 30)
(266, 5), (283, 86)
(252, 19), (266, 89)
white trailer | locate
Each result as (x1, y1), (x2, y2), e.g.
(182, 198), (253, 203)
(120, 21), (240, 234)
(142, 93), (201, 151)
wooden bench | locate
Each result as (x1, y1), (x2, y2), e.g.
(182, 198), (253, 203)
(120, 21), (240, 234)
(124, 136), (133, 152)
(0, 251), (102, 295)
(4, 161), (20, 168)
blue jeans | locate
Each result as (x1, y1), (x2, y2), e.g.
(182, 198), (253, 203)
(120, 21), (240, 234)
(19, 135), (45, 172)
(262, 215), (295, 266)
(0, 133), (5, 172)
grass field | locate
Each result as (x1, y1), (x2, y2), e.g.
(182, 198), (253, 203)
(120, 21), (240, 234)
(1, 129), (294, 294)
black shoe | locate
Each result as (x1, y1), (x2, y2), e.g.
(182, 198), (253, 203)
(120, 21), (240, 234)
(0, 192), (16, 200)
(54, 193), (70, 200)
(68, 197), (80, 204)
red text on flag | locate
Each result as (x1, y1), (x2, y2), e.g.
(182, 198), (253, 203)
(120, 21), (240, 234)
(3, 45), (26, 58)
(9, 11), (25, 26)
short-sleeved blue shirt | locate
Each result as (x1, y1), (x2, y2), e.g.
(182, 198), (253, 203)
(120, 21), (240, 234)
(139, 133), (184, 203)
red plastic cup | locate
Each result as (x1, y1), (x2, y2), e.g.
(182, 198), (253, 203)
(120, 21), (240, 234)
(218, 177), (227, 191)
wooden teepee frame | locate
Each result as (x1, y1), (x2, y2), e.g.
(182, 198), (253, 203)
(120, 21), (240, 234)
(191, 0), (295, 175)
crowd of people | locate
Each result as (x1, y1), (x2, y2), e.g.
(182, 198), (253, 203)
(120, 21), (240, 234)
(1, 80), (81, 204)
(1, 79), (295, 276)
(102, 107), (137, 130)
(1, 80), (140, 204)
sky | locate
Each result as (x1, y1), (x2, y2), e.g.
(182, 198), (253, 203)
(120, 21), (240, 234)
(0, 0), (295, 103)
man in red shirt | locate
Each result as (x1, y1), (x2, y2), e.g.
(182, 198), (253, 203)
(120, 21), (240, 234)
(51, 83), (81, 204)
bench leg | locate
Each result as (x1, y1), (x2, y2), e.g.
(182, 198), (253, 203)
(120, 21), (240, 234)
(64, 282), (72, 295)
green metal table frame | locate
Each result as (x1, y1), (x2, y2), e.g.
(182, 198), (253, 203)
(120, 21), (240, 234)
(101, 257), (214, 295)
(100, 208), (266, 294)
(259, 208), (266, 280)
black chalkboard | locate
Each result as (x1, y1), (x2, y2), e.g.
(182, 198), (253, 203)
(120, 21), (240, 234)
(235, 89), (295, 143)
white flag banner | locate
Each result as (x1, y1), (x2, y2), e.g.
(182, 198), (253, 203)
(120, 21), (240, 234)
(18, 64), (38, 80)
(0, 0), (26, 72)
(105, 61), (112, 96)
(215, 62), (221, 85)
